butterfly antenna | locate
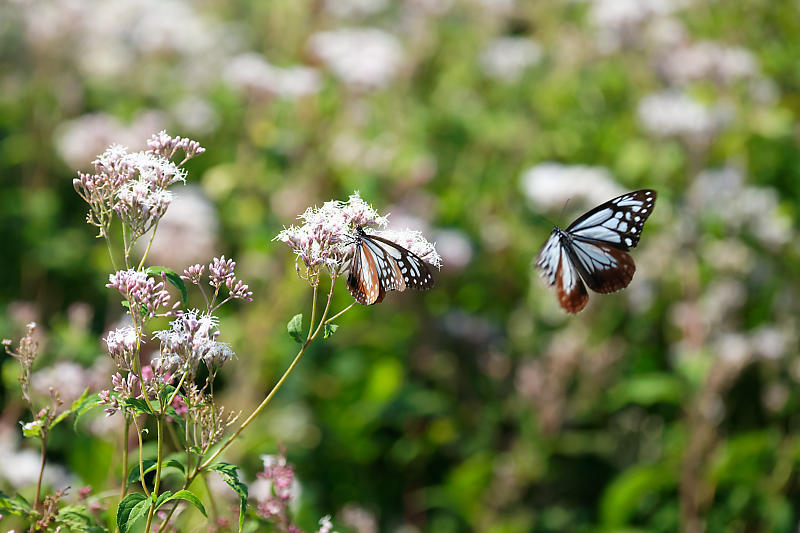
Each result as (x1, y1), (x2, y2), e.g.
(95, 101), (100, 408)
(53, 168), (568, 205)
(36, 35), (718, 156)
(559, 198), (571, 220)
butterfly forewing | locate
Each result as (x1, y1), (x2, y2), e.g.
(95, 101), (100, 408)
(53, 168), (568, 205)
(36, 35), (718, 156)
(364, 234), (435, 290)
(535, 189), (656, 313)
(568, 189), (656, 250)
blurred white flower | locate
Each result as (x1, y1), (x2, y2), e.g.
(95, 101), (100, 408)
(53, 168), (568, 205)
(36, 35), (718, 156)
(714, 332), (751, 365)
(173, 95), (219, 135)
(519, 162), (623, 211)
(55, 111), (166, 169)
(690, 166), (794, 248)
(479, 37), (543, 82)
(339, 505), (378, 533)
(308, 28), (404, 90)
(324, 0), (388, 17)
(31, 362), (89, 403)
(0, 429), (70, 490)
(141, 186), (219, 271)
(224, 53), (322, 99)
(589, 0), (691, 52)
(430, 228), (472, 270)
(645, 16), (687, 49)
(471, 0), (516, 15)
(751, 326), (791, 361)
(637, 91), (718, 139)
(658, 41), (759, 86)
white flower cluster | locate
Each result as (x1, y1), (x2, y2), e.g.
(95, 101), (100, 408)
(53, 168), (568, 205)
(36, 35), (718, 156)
(152, 310), (235, 376)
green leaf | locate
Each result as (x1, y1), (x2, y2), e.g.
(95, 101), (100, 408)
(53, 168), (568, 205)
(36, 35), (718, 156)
(56, 505), (107, 533)
(323, 323), (339, 339)
(49, 388), (94, 431)
(72, 391), (102, 430)
(127, 459), (186, 486)
(158, 385), (177, 410)
(287, 313), (304, 343)
(148, 266), (188, 303)
(158, 489), (207, 517)
(0, 490), (32, 515)
(116, 492), (149, 533)
(122, 398), (153, 415)
(208, 462), (248, 531)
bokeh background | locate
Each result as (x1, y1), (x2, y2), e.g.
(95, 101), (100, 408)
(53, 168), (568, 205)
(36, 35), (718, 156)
(2, 0), (800, 531)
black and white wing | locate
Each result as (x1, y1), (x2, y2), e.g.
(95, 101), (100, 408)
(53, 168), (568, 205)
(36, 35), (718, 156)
(363, 234), (435, 290)
(536, 231), (589, 313)
(567, 190), (657, 250)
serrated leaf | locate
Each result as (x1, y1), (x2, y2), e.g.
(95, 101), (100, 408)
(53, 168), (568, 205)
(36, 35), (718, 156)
(116, 492), (148, 533)
(122, 398), (153, 415)
(159, 489), (207, 517)
(323, 323), (339, 339)
(208, 462), (248, 531)
(0, 490), (32, 515)
(148, 266), (188, 304)
(287, 313), (304, 343)
(56, 505), (106, 533)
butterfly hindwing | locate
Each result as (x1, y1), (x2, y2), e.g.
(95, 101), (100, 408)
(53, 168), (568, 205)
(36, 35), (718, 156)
(566, 239), (635, 294)
(347, 241), (382, 305)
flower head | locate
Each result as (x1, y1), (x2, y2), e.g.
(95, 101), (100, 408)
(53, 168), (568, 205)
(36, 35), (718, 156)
(107, 270), (173, 318)
(152, 310), (234, 377)
(275, 191), (389, 278)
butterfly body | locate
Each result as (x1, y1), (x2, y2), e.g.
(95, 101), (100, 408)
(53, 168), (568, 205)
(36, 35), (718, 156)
(536, 189), (656, 313)
(347, 226), (435, 305)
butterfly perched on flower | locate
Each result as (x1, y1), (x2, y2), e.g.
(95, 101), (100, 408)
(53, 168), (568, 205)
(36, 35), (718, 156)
(536, 189), (657, 313)
(347, 226), (435, 305)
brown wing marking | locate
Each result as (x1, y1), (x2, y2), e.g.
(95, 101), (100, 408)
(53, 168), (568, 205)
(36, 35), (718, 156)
(568, 240), (636, 294)
(555, 247), (589, 314)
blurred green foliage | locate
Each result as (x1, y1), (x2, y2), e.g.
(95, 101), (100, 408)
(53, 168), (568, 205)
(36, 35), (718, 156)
(1, 0), (800, 531)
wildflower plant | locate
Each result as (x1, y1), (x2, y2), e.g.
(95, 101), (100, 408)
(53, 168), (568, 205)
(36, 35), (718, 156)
(2, 131), (439, 532)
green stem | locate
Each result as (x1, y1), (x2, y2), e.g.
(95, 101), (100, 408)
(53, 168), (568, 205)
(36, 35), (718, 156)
(131, 415), (151, 498)
(33, 433), (47, 514)
(325, 301), (357, 324)
(197, 277), (338, 473)
(137, 221), (160, 271)
(120, 419), (130, 500)
(144, 415), (164, 532)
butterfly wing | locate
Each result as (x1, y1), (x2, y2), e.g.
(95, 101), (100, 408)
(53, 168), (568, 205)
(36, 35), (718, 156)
(567, 189), (656, 251)
(364, 234), (435, 290)
(536, 230), (589, 313)
(565, 239), (636, 294)
(346, 241), (383, 305)
(360, 236), (407, 292)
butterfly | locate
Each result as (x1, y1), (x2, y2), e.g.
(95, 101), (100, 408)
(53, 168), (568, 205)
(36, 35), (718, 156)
(536, 189), (657, 314)
(347, 226), (435, 305)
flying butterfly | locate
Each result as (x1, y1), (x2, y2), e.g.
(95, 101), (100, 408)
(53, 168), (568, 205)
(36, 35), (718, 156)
(536, 189), (657, 314)
(347, 226), (435, 305)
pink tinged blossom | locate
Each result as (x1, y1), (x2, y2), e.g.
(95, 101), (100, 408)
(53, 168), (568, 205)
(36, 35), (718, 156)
(171, 395), (188, 416)
(107, 269), (172, 317)
(147, 130), (205, 161)
(224, 53), (321, 98)
(181, 264), (205, 284)
(209, 256), (236, 285)
(152, 310), (234, 374)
